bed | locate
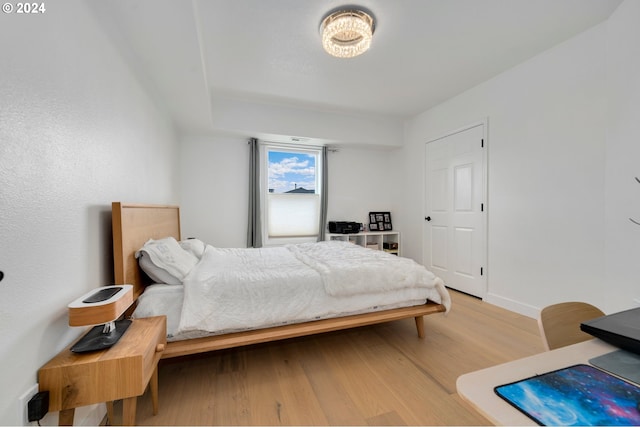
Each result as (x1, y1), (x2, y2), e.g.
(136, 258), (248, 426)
(112, 202), (449, 359)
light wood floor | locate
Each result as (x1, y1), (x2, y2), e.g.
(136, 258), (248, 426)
(125, 290), (544, 426)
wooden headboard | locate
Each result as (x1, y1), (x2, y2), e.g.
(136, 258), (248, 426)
(112, 202), (181, 300)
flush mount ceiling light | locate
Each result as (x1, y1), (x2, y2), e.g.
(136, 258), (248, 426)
(321, 8), (375, 58)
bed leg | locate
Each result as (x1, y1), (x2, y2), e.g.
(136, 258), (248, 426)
(414, 316), (425, 338)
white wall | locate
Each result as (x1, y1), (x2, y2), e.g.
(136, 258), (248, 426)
(179, 137), (401, 248)
(179, 135), (249, 248)
(402, 23), (608, 317)
(0, 2), (178, 424)
(326, 147), (401, 234)
(604, 0), (640, 310)
(211, 96), (405, 148)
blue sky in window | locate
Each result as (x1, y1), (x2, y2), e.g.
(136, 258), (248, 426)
(268, 151), (316, 193)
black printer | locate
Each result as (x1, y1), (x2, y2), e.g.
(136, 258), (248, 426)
(328, 221), (362, 234)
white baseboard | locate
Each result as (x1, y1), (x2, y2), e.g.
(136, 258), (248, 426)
(76, 404), (107, 426)
(40, 404), (106, 426)
(484, 292), (540, 319)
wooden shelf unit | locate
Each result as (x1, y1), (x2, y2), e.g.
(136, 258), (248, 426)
(326, 231), (400, 256)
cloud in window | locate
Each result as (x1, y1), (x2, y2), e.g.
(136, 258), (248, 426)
(268, 152), (316, 193)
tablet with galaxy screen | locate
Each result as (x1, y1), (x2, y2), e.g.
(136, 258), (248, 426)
(494, 364), (640, 426)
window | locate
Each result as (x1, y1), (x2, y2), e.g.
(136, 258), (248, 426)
(260, 144), (323, 245)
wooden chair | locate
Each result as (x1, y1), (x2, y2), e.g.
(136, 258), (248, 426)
(537, 302), (605, 351)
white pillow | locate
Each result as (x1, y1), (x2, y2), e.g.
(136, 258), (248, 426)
(135, 237), (198, 284)
(138, 252), (182, 285)
(179, 238), (206, 259)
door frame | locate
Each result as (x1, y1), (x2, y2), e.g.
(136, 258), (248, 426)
(423, 118), (489, 298)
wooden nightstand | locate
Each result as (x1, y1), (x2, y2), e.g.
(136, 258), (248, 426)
(38, 316), (166, 426)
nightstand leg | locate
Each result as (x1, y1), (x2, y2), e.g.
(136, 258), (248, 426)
(59, 408), (75, 426)
(151, 366), (159, 415)
(122, 397), (137, 426)
(106, 401), (115, 425)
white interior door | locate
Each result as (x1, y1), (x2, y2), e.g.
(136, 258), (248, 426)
(424, 124), (486, 298)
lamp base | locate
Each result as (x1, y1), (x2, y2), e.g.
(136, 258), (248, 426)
(71, 319), (132, 353)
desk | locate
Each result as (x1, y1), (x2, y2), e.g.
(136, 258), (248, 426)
(456, 339), (618, 426)
(39, 316), (166, 425)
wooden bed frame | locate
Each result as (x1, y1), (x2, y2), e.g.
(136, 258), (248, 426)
(112, 202), (447, 359)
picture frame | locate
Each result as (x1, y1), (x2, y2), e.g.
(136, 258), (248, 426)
(368, 211), (392, 231)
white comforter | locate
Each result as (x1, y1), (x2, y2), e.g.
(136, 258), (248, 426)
(287, 241), (442, 297)
(177, 240), (449, 335)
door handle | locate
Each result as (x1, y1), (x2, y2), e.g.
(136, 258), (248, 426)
(425, 216), (431, 222)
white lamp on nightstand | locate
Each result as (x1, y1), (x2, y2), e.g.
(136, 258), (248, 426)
(67, 284), (134, 353)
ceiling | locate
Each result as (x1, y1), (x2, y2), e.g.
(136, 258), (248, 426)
(88, 0), (621, 136)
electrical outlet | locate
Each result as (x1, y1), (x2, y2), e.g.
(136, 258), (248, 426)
(18, 384), (39, 426)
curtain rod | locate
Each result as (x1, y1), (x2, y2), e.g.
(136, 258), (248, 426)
(247, 138), (339, 153)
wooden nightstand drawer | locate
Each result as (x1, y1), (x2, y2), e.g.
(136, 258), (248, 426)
(39, 316), (166, 425)
(100, 317), (166, 398)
